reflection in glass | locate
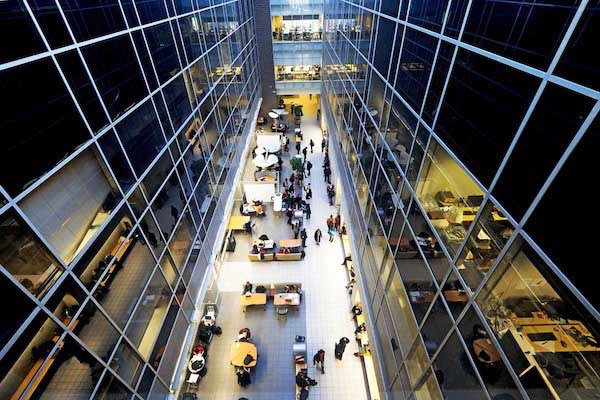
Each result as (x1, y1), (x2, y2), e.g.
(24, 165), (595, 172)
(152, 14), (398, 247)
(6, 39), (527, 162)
(431, 330), (487, 399)
(457, 202), (514, 291)
(0, 210), (64, 298)
(125, 268), (172, 359)
(477, 239), (600, 399)
(416, 140), (484, 256)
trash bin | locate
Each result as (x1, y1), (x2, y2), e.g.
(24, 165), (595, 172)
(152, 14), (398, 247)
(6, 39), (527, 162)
(226, 235), (236, 252)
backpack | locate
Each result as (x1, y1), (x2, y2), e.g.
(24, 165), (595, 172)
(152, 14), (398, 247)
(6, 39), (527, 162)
(256, 285), (266, 293)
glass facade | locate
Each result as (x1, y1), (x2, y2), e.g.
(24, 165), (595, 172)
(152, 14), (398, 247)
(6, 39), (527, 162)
(0, 0), (259, 398)
(271, 0), (323, 93)
(322, 0), (600, 399)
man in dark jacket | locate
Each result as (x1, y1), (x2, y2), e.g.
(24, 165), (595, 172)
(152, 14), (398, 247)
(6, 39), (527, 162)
(334, 337), (350, 360)
(296, 370), (317, 387)
(306, 161), (313, 176)
(313, 349), (325, 373)
(314, 229), (322, 245)
(300, 228), (308, 247)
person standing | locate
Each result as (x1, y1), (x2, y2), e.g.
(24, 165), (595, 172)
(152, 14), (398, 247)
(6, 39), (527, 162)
(300, 228), (308, 247)
(334, 337), (350, 360)
(327, 186), (335, 206)
(324, 166), (331, 183)
(305, 203), (312, 219)
(314, 228), (322, 245)
(302, 147), (308, 159)
(313, 349), (325, 374)
(296, 142), (301, 154)
(335, 214), (341, 230)
(309, 139), (315, 153)
(321, 137), (326, 152)
(306, 161), (313, 176)
(326, 215), (334, 230)
(317, 108), (321, 120)
(304, 183), (312, 198)
(328, 228), (335, 242)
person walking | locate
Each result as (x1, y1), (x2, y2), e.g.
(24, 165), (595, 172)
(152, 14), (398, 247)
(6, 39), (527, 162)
(306, 161), (313, 176)
(313, 349), (325, 374)
(305, 203), (312, 219)
(302, 147), (308, 159)
(309, 139), (315, 153)
(296, 142), (301, 154)
(304, 183), (311, 197)
(317, 108), (321, 120)
(314, 228), (322, 245)
(328, 227), (335, 242)
(324, 166), (331, 183)
(321, 137), (326, 152)
(300, 228), (308, 247)
(334, 337), (350, 360)
(335, 214), (341, 230)
(326, 215), (334, 230)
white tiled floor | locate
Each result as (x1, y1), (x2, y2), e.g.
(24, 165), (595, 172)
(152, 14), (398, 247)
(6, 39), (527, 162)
(211, 95), (369, 399)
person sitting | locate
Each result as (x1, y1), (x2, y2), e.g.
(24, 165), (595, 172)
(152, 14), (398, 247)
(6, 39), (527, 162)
(243, 281), (253, 294)
(283, 247), (291, 254)
(296, 370), (317, 388)
(255, 203), (264, 216)
(236, 366), (251, 387)
(238, 327), (252, 342)
(251, 245), (259, 254)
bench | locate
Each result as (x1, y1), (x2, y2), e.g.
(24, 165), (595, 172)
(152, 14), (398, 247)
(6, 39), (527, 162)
(274, 252), (303, 261)
(248, 253), (275, 261)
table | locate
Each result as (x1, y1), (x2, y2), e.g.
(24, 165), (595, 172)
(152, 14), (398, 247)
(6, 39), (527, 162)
(472, 338), (501, 364)
(230, 342), (258, 367)
(240, 293), (267, 312)
(280, 239), (302, 248)
(252, 239), (275, 249)
(443, 290), (469, 303)
(228, 216), (251, 231)
(274, 293), (300, 306)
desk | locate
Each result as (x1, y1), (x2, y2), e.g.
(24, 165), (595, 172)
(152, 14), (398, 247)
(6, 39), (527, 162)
(230, 342), (257, 367)
(443, 290), (469, 303)
(519, 323), (600, 353)
(274, 293), (300, 306)
(409, 290), (435, 304)
(228, 216), (251, 231)
(280, 239), (301, 248)
(473, 338), (501, 363)
(240, 293), (267, 312)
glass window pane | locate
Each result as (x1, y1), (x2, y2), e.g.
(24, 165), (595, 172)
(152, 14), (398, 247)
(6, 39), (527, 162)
(71, 208), (134, 290)
(163, 75), (193, 132)
(110, 339), (143, 386)
(0, 210), (64, 298)
(416, 140), (484, 256)
(168, 208), (195, 269)
(82, 36), (149, 120)
(456, 202), (514, 291)
(431, 330), (487, 399)
(458, 306), (523, 399)
(125, 267), (172, 359)
(0, 310), (62, 398)
(421, 297), (453, 358)
(151, 173), (186, 240)
(386, 264), (419, 353)
(114, 100), (166, 177)
(92, 227), (157, 329)
(477, 238), (600, 399)
(144, 22), (181, 84)
(0, 58), (90, 196)
(19, 148), (123, 265)
(406, 337), (432, 387)
(94, 370), (133, 399)
(141, 150), (174, 202)
(0, 272), (37, 349)
(60, 0), (125, 42)
(98, 131), (136, 191)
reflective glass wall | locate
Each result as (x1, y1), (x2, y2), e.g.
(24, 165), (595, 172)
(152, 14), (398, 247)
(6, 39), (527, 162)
(0, 0), (260, 398)
(322, 0), (600, 399)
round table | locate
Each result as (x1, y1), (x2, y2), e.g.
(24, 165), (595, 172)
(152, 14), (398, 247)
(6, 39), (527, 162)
(472, 338), (501, 364)
(230, 342), (258, 367)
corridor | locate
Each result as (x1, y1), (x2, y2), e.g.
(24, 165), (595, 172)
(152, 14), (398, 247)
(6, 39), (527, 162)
(194, 95), (370, 400)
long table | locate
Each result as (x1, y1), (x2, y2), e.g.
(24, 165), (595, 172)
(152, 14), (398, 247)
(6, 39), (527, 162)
(240, 293), (267, 312)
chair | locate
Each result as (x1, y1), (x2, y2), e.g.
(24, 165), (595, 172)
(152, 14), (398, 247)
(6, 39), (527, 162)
(277, 306), (289, 321)
(259, 234), (269, 241)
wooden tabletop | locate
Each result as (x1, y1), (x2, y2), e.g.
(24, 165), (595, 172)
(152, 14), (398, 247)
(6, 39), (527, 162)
(228, 216), (250, 230)
(443, 290), (469, 303)
(229, 342), (257, 367)
(274, 293), (300, 306)
(472, 338), (501, 363)
(240, 293), (267, 306)
(280, 239), (301, 248)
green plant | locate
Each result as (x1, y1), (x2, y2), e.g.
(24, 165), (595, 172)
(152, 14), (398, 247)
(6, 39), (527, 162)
(289, 156), (303, 171)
